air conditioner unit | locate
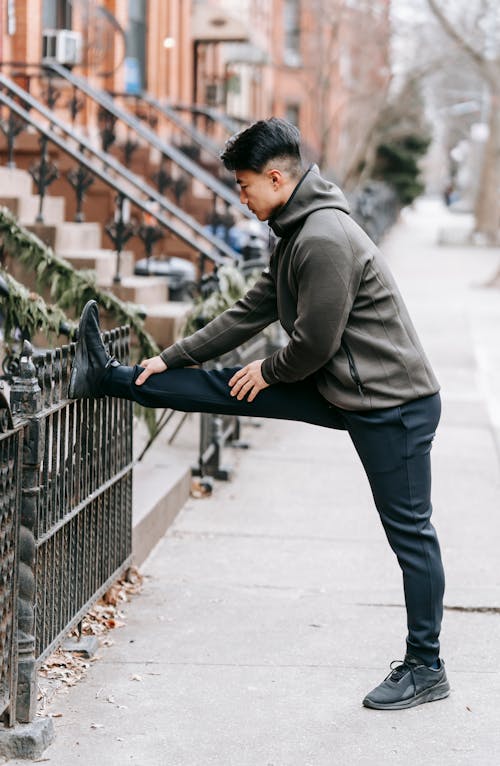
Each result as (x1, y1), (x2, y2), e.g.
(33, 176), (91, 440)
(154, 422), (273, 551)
(42, 29), (82, 67)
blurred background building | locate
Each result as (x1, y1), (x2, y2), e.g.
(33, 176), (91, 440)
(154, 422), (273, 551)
(0, 0), (496, 344)
(0, 0), (392, 177)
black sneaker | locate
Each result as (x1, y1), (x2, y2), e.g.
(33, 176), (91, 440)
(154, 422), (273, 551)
(68, 300), (119, 399)
(362, 654), (450, 710)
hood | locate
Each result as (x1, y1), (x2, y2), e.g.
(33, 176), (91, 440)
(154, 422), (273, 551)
(268, 164), (350, 239)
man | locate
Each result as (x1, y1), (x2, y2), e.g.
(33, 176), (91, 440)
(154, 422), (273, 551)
(69, 117), (449, 710)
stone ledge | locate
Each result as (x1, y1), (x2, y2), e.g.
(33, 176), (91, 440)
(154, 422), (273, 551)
(132, 458), (191, 567)
(0, 717), (55, 761)
(131, 414), (198, 566)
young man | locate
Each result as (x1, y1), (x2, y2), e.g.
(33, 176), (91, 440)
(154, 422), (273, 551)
(69, 117), (449, 710)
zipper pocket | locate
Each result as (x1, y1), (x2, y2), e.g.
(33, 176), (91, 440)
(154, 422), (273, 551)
(341, 339), (365, 397)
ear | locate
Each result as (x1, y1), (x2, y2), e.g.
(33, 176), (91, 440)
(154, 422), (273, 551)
(267, 168), (283, 188)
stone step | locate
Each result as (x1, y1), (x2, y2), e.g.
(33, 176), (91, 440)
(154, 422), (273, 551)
(109, 275), (169, 305)
(25, 222), (102, 251)
(0, 194), (66, 225)
(131, 414), (197, 566)
(143, 301), (192, 349)
(59, 249), (135, 284)
(0, 167), (33, 197)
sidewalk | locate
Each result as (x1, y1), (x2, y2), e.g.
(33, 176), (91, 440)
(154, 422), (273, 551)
(9, 199), (500, 766)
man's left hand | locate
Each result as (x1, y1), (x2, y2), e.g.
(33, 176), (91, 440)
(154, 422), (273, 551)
(229, 359), (269, 402)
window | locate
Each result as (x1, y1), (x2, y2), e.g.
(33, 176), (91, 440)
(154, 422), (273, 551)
(285, 103), (300, 127)
(126, 0), (147, 92)
(42, 0), (72, 29)
(284, 0), (301, 66)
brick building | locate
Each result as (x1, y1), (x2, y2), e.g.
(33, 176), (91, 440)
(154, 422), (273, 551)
(0, 0), (391, 178)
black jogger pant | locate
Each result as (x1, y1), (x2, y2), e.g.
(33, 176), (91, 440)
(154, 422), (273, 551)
(103, 364), (444, 665)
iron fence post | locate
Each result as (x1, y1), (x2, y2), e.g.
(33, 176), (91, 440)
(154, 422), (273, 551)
(10, 342), (42, 723)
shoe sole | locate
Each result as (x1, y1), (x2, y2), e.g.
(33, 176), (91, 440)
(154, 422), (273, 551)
(68, 300), (97, 399)
(362, 678), (451, 710)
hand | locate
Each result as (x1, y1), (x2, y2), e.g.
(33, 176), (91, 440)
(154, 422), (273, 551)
(135, 355), (167, 386)
(229, 359), (269, 402)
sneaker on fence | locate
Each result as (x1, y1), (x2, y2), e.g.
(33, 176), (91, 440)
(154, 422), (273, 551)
(362, 654), (450, 710)
(68, 300), (120, 399)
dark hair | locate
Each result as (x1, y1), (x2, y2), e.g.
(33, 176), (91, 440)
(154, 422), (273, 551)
(220, 117), (303, 176)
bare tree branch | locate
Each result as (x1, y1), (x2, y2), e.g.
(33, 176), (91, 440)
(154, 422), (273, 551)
(426, 0), (494, 83)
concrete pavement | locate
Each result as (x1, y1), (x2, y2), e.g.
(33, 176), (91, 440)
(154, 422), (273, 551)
(8, 199), (500, 765)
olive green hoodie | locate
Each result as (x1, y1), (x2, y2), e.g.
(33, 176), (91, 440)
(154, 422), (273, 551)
(160, 165), (439, 410)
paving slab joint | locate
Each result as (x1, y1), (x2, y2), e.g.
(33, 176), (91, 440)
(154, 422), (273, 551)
(0, 717), (55, 760)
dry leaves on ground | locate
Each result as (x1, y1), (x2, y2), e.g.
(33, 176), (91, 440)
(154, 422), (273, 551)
(37, 566), (144, 715)
(190, 478), (213, 498)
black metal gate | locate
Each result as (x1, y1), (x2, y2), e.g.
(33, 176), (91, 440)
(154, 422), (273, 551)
(5, 326), (133, 722)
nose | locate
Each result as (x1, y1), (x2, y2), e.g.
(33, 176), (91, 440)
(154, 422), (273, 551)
(239, 188), (248, 205)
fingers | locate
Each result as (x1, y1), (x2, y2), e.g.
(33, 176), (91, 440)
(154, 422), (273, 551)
(229, 367), (250, 398)
(135, 366), (153, 386)
(247, 387), (259, 403)
(228, 368), (245, 387)
(135, 356), (167, 386)
(229, 364), (264, 401)
(233, 379), (254, 401)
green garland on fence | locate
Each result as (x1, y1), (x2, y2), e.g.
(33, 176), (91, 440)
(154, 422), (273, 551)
(183, 265), (251, 336)
(0, 206), (159, 361)
(0, 269), (72, 341)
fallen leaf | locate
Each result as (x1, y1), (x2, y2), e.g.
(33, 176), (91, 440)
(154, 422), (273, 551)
(190, 478), (213, 498)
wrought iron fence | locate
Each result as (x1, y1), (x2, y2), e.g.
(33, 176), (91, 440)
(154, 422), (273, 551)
(32, 328), (133, 663)
(0, 325), (133, 724)
(0, 395), (21, 727)
(195, 328), (282, 480)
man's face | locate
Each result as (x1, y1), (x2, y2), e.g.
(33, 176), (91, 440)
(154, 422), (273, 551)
(235, 169), (282, 221)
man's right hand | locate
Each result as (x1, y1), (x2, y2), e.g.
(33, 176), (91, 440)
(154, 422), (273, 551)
(135, 355), (167, 385)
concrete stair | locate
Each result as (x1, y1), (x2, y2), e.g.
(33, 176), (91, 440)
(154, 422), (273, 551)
(59, 249), (135, 285)
(143, 301), (192, 349)
(0, 194), (66, 225)
(109, 275), (170, 305)
(21, 221), (101, 251)
(0, 167), (33, 196)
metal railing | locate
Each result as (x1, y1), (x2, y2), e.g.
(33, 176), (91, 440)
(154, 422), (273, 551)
(42, 61), (251, 220)
(113, 92), (223, 161)
(0, 393), (21, 727)
(0, 72), (239, 268)
(171, 103), (246, 136)
(195, 329), (281, 480)
(31, 328), (133, 663)
(0, 326), (133, 724)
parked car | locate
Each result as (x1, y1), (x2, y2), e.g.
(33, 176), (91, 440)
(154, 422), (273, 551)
(134, 256), (197, 301)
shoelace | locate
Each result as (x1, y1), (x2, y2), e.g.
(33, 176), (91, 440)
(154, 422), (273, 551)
(386, 660), (417, 697)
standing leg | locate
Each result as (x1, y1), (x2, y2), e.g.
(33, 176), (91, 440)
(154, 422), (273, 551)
(343, 394), (449, 709)
(345, 393), (444, 663)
